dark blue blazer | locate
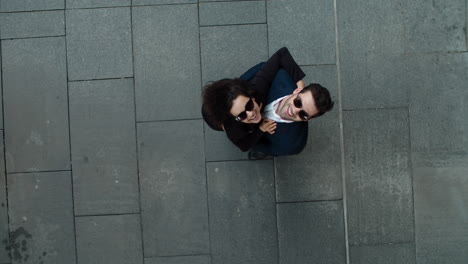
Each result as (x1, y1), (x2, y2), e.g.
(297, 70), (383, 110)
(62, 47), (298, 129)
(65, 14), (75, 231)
(240, 64), (308, 156)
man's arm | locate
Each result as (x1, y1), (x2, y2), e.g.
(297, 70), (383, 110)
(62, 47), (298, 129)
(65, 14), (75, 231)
(249, 47), (306, 103)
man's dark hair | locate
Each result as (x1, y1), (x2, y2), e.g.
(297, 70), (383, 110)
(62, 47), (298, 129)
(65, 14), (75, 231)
(201, 78), (253, 131)
(301, 83), (334, 119)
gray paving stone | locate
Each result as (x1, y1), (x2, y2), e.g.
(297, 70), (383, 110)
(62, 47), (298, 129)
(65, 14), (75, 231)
(0, 11), (64, 40)
(0, 0), (63, 12)
(344, 109), (413, 245)
(66, 8), (133, 81)
(204, 123), (248, 161)
(69, 79), (139, 215)
(137, 120), (209, 256)
(145, 255), (211, 264)
(277, 201), (346, 264)
(133, 0), (197, 5)
(200, 24), (268, 85)
(404, 0), (466, 53)
(7, 171), (75, 264)
(413, 152), (468, 264)
(350, 243), (415, 264)
(267, 0), (335, 65)
(199, 1), (266, 26)
(408, 53), (468, 153)
(276, 65), (341, 202)
(76, 215), (143, 264)
(67, 0), (130, 8)
(133, 4), (201, 121)
(0, 136), (8, 263)
(2, 37), (69, 173)
(338, 0), (408, 109)
(206, 160), (277, 264)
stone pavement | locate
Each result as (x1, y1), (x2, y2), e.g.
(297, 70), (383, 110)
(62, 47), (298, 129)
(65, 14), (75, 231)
(0, 0), (467, 263)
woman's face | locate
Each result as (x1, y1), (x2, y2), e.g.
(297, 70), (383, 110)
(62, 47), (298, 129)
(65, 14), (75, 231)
(229, 95), (262, 124)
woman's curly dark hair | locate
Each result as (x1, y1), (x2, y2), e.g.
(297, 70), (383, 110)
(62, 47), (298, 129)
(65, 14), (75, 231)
(201, 78), (254, 131)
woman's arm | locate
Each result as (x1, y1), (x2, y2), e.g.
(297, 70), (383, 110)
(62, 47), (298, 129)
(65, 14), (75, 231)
(225, 122), (265, 152)
(249, 47), (306, 103)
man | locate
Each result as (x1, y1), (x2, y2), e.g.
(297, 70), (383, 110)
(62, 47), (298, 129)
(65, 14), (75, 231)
(239, 66), (334, 159)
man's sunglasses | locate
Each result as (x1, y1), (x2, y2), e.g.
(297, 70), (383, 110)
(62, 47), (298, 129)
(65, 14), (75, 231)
(235, 98), (255, 121)
(293, 96), (309, 121)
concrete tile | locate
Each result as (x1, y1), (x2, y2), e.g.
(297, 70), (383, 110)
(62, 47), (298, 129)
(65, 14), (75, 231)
(2, 37), (69, 173)
(133, 0), (197, 5)
(76, 215), (143, 264)
(137, 120), (209, 256)
(277, 201), (346, 264)
(133, 5), (201, 121)
(0, 0), (64, 12)
(67, 0), (130, 8)
(413, 152), (468, 264)
(206, 160), (277, 264)
(6, 171), (75, 264)
(276, 65), (342, 202)
(338, 0), (408, 109)
(404, 0), (466, 53)
(200, 24), (268, 85)
(145, 255), (211, 264)
(408, 53), (468, 153)
(0, 135), (8, 263)
(66, 8), (133, 80)
(204, 123), (248, 161)
(267, 0), (336, 65)
(343, 109), (413, 245)
(0, 11), (64, 40)
(350, 243), (415, 264)
(69, 79), (139, 215)
(199, 1), (266, 26)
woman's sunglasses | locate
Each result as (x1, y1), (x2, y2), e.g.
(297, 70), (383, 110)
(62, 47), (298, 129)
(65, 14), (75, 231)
(235, 98), (255, 121)
(293, 96), (309, 121)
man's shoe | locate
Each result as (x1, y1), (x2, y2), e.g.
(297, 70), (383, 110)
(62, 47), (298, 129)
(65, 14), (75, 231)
(248, 150), (272, 160)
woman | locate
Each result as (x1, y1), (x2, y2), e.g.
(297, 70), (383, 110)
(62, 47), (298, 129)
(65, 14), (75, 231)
(202, 47), (305, 152)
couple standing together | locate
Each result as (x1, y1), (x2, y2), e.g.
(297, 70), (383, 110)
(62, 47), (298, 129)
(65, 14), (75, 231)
(202, 47), (334, 160)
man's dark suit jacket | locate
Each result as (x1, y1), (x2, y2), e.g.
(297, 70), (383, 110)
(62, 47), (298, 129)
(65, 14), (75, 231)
(240, 64), (308, 156)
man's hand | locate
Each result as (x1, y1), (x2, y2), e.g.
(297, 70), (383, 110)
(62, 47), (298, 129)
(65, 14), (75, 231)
(259, 119), (277, 134)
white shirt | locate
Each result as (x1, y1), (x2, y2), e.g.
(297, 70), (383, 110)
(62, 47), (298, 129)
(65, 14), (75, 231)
(262, 96), (293, 123)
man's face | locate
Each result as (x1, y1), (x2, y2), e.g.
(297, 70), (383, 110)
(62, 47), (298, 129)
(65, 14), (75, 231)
(276, 90), (318, 122)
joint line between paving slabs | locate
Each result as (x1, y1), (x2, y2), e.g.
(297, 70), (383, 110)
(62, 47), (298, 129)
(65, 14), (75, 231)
(0, 40), (13, 263)
(333, 0), (350, 263)
(68, 76), (134, 83)
(7, 169), (72, 175)
(272, 158), (280, 263)
(276, 198), (344, 205)
(0, 9), (64, 14)
(198, 0), (214, 257)
(342, 106), (409, 112)
(129, 2), (147, 260)
(406, 106), (417, 263)
(63, 9), (80, 263)
(265, 0), (269, 56)
(199, 22), (267, 28)
(75, 212), (141, 218)
(0, 35), (66, 41)
(136, 118), (203, 124)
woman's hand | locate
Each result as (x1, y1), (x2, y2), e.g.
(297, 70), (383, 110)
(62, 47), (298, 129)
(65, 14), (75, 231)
(296, 80), (305, 90)
(259, 119), (277, 134)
